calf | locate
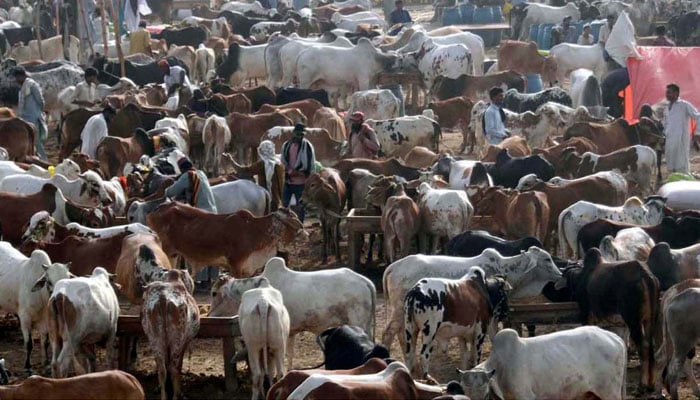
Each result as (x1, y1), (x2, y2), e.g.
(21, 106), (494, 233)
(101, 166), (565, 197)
(564, 117), (665, 155)
(0, 370), (145, 400)
(497, 40), (557, 84)
(48, 267), (120, 378)
(311, 107), (346, 141)
(426, 96), (474, 153)
(458, 327), (626, 400)
(0, 242), (72, 371)
(491, 149), (554, 189)
(564, 248), (660, 392)
(404, 267), (510, 379)
(446, 230), (542, 258)
(142, 270), (199, 400)
(317, 326), (389, 371)
(531, 136), (598, 167)
(648, 242), (700, 291)
(480, 136), (530, 163)
(209, 257), (376, 369)
(302, 168), (347, 263)
(417, 182), (473, 253)
(599, 227), (656, 262)
(381, 184), (420, 263)
(470, 187), (550, 242)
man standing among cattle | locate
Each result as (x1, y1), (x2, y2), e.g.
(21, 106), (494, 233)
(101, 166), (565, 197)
(14, 67), (47, 160)
(598, 15), (616, 45)
(233, 140), (285, 210)
(484, 87), (510, 145)
(348, 112), (381, 158)
(663, 83), (700, 174)
(577, 24), (595, 45)
(80, 106), (116, 159)
(281, 123), (316, 222)
(159, 60), (192, 98)
(72, 67), (101, 108)
(388, 0), (412, 34)
(128, 20), (152, 56)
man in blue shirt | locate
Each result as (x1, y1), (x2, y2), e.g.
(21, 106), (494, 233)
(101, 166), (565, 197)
(15, 67), (47, 160)
(484, 87), (509, 145)
(389, 0), (412, 25)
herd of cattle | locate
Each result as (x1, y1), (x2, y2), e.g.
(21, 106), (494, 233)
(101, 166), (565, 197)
(0, 0), (699, 399)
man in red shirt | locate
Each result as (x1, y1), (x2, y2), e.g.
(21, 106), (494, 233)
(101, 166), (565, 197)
(281, 123), (316, 221)
(348, 112), (381, 158)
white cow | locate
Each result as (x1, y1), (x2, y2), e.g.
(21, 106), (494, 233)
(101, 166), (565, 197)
(330, 11), (387, 31)
(368, 116), (441, 158)
(599, 227), (655, 262)
(48, 267), (120, 377)
(57, 78), (137, 115)
(0, 170), (112, 207)
(213, 179), (270, 215)
(347, 89), (400, 124)
(0, 159), (81, 182)
(323, 0), (371, 10)
(549, 43), (608, 83)
(0, 242), (72, 371)
(458, 327), (626, 400)
(9, 35), (81, 63)
(399, 39), (472, 98)
(432, 157), (492, 193)
(220, 0), (276, 16)
(558, 196), (667, 258)
(202, 115), (231, 175)
(209, 257), (376, 369)
(381, 247), (563, 349)
(194, 45), (215, 84)
(167, 45), (196, 76)
(518, 2), (581, 40)
(398, 30), (485, 75)
(21, 210), (153, 244)
(224, 43), (268, 87)
(276, 35), (353, 88)
(103, 177), (127, 216)
(417, 183), (472, 252)
(238, 279), (290, 400)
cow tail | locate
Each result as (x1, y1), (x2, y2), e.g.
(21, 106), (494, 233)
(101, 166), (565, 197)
(557, 210), (570, 258)
(265, 191), (271, 215)
(431, 120), (442, 152)
(645, 271), (660, 390)
(368, 278), (377, 340)
(382, 267), (392, 344)
(162, 300), (175, 400)
(258, 299), (271, 390)
(48, 294), (62, 351)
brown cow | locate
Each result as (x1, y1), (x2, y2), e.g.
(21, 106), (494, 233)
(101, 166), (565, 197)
(0, 117), (35, 161)
(68, 153), (103, 175)
(0, 370), (145, 400)
(211, 92), (252, 114)
(481, 136), (531, 162)
(563, 117), (665, 155)
(108, 103), (165, 138)
(23, 231), (131, 276)
(60, 109), (101, 159)
(292, 368), (422, 400)
(334, 158), (421, 182)
(381, 184), (420, 263)
(258, 99), (324, 122)
(427, 96), (474, 153)
(228, 111), (293, 163)
(146, 203), (305, 277)
(262, 127), (344, 167)
(95, 129), (155, 177)
(531, 137), (598, 167)
(311, 107), (346, 141)
(142, 269), (199, 400)
(0, 107), (16, 118)
(227, 85), (276, 112)
(402, 147), (440, 169)
(497, 41), (557, 84)
(432, 71), (526, 102)
(271, 108), (307, 125)
(471, 187), (550, 243)
(302, 168), (347, 263)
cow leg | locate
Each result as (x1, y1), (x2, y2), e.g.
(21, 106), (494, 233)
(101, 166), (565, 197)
(55, 340), (74, 378)
(286, 335), (295, 370)
(403, 322), (420, 376)
(684, 356), (700, 397)
(156, 359), (167, 400)
(458, 335), (471, 370)
(366, 233), (374, 264)
(334, 218), (341, 262)
(104, 332), (116, 370)
(249, 344), (262, 400)
(419, 328), (439, 382)
(20, 316), (33, 372)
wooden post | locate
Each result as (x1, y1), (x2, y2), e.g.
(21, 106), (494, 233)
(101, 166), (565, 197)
(99, 0), (109, 56)
(77, 0), (95, 58)
(33, 0), (43, 60)
(105, 0), (125, 76)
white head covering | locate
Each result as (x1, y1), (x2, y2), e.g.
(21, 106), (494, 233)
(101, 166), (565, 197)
(258, 140), (280, 190)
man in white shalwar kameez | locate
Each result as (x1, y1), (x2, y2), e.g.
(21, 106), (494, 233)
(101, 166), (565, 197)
(663, 83), (700, 174)
(80, 107), (116, 158)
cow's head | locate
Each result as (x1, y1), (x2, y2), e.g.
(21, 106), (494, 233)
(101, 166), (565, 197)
(518, 246), (564, 298)
(644, 195), (667, 222)
(558, 147), (582, 178)
(457, 368), (498, 400)
(21, 211), (54, 244)
(208, 274), (269, 317)
(31, 261), (74, 293)
(79, 170), (112, 206)
(515, 173), (542, 191)
(273, 207), (307, 246)
(56, 158), (82, 180)
(431, 153), (455, 179)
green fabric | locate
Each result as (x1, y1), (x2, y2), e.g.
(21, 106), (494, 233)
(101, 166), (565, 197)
(665, 172), (696, 183)
(315, 161), (323, 172)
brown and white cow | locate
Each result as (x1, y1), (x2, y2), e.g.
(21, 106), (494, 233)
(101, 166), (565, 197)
(480, 136), (531, 163)
(380, 184), (420, 263)
(142, 269), (200, 400)
(497, 41), (557, 84)
(146, 203), (305, 277)
(0, 370), (145, 400)
(302, 168), (347, 263)
(403, 267), (510, 380)
(258, 99), (324, 123)
(427, 96), (474, 154)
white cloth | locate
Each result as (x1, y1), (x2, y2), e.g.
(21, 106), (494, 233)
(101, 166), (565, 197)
(164, 65), (191, 90)
(74, 81), (99, 105)
(80, 113), (108, 158)
(663, 99), (700, 174)
(577, 34), (594, 45)
(598, 23), (611, 44)
(258, 140), (280, 191)
(605, 11), (642, 68)
(124, 0), (152, 32)
(164, 94), (179, 110)
(484, 103), (507, 145)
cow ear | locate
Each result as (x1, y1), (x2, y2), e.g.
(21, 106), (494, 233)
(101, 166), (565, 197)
(31, 274), (48, 292)
(42, 263), (49, 271)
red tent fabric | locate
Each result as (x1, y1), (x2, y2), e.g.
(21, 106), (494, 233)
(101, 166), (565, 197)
(626, 47), (700, 133)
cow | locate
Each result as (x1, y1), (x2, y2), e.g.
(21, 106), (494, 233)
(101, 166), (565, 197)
(0, 370), (145, 400)
(142, 269), (199, 400)
(516, 3), (581, 40)
(151, 26), (207, 48)
(563, 248), (660, 392)
(497, 41), (558, 83)
(458, 326), (626, 400)
(599, 227), (656, 262)
(648, 243), (700, 291)
(91, 55), (189, 87)
(480, 136), (530, 163)
(228, 111), (294, 163)
(214, 85), (276, 113)
(202, 115), (231, 175)
(447, 230), (542, 258)
(146, 203), (304, 277)
(503, 87), (572, 113)
(8, 35), (80, 63)
(167, 45), (196, 76)
(21, 211), (152, 244)
(563, 117), (665, 155)
(258, 99), (324, 123)
(311, 107), (346, 141)
(490, 149), (554, 189)
(432, 71), (526, 102)
(276, 87), (331, 107)
(368, 116), (441, 158)
(95, 129), (155, 178)
(194, 45), (216, 84)
(0, 159), (80, 182)
(403, 267), (510, 378)
(216, 43), (267, 87)
(402, 147), (440, 169)
(209, 257), (376, 369)
(108, 103), (165, 139)
(558, 196), (667, 258)
(334, 158), (421, 181)
(0, 117), (35, 161)
(426, 96), (473, 154)
(0, 170), (111, 207)
(381, 247), (563, 349)
(432, 156), (492, 192)
(250, 19), (299, 41)
(417, 182), (472, 253)
(531, 137), (598, 167)
(470, 187), (550, 242)
(397, 39), (472, 99)
(0, 242), (72, 371)
(48, 267), (120, 377)
(380, 184), (419, 263)
(397, 30), (485, 75)
(347, 89), (400, 123)
(302, 168), (347, 263)
(317, 326), (389, 371)
(560, 145), (658, 196)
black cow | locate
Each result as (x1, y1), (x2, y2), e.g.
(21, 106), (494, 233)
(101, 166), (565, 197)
(446, 230), (542, 258)
(491, 149), (554, 188)
(601, 67), (629, 119)
(218, 10), (267, 37)
(316, 325), (390, 370)
(2, 27), (35, 47)
(577, 216), (700, 257)
(91, 55), (189, 86)
(563, 248), (660, 392)
(216, 43), (244, 83)
(647, 242), (700, 291)
(503, 87), (572, 113)
(275, 87), (331, 107)
(151, 26), (208, 48)
(432, 72), (526, 101)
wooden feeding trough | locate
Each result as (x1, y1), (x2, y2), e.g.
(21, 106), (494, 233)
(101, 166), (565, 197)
(346, 208), (382, 269)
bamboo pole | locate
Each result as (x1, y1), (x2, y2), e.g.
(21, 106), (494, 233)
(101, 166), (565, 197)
(77, 0), (95, 58)
(33, 1), (43, 60)
(99, 0), (109, 56)
(105, 0), (125, 76)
